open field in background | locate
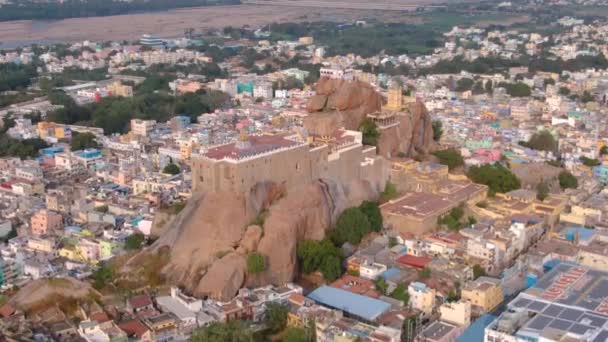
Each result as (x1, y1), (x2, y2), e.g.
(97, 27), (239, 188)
(242, 0), (446, 11)
(0, 3), (530, 47)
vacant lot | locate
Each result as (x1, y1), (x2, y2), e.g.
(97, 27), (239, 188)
(0, 4), (407, 46)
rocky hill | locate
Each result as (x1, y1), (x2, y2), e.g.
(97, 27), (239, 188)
(305, 77), (435, 157)
(135, 179), (377, 301)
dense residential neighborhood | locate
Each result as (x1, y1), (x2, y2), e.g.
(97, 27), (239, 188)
(2, 1), (608, 341)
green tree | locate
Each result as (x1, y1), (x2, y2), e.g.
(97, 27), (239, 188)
(559, 171), (578, 189)
(473, 264), (486, 279)
(125, 233), (145, 251)
(359, 118), (380, 146)
(388, 236), (398, 248)
(581, 91), (594, 103)
(70, 132), (98, 151)
(418, 267), (431, 279)
(467, 164), (521, 196)
(455, 78), (474, 92)
(283, 327), (310, 342)
(402, 315), (419, 342)
(432, 148), (464, 171)
(332, 207), (371, 245)
(485, 80), (493, 94)
(580, 156), (601, 167)
(319, 255), (342, 282)
(524, 130), (558, 153)
(536, 182), (549, 201)
(247, 252), (266, 274)
(391, 283), (409, 305)
(265, 302), (288, 333)
(359, 201), (383, 232)
(446, 290), (460, 302)
(297, 239), (342, 282)
(558, 87), (571, 96)
(498, 82), (531, 97)
(432, 120), (443, 142)
(92, 263), (114, 290)
(600, 146), (608, 156)
(163, 163), (180, 175)
(191, 320), (254, 342)
(544, 78), (556, 87)
(376, 277), (389, 295)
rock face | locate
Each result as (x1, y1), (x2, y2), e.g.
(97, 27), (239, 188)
(306, 77), (436, 157)
(377, 101), (436, 157)
(305, 78), (383, 135)
(149, 179), (376, 301)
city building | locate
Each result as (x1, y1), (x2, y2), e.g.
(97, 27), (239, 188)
(460, 276), (504, 315)
(30, 209), (62, 235)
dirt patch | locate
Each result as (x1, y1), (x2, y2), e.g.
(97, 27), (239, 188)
(0, 4), (417, 45)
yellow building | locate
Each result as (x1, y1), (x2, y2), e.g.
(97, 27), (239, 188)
(461, 277), (503, 314)
(58, 246), (83, 262)
(408, 282), (436, 315)
(298, 36), (314, 45)
(560, 205), (602, 226)
(440, 300), (472, 327)
(384, 86), (404, 111)
(107, 81), (134, 97)
(37, 121), (69, 139)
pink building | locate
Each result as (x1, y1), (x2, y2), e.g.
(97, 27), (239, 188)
(471, 148), (502, 164)
(31, 209), (62, 235)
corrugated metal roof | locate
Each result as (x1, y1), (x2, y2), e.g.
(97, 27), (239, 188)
(307, 286), (391, 321)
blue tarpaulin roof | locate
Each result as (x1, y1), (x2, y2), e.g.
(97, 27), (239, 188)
(457, 314), (496, 342)
(381, 268), (400, 281)
(307, 286), (391, 321)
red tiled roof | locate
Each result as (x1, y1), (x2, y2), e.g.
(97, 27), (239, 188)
(119, 319), (150, 337)
(396, 254), (433, 269)
(128, 295), (153, 309)
(203, 134), (301, 160)
(89, 311), (110, 323)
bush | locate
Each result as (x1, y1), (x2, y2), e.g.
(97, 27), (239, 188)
(473, 264), (486, 279)
(283, 327), (310, 342)
(247, 252), (266, 274)
(432, 120), (443, 142)
(125, 233), (145, 251)
(432, 148), (465, 171)
(559, 171), (578, 189)
(359, 118), (380, 146)
(191, 320), (254, 342)
(92, 263), (114, 290)
(265, 302), (288, 333)
(380, 181), (399, 202)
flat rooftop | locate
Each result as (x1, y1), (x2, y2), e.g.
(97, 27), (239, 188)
(307, 285), (391, 322)
(493, 263), (608, 340)
(381, 192), (453, 219)
(202, 134), (304, 161)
